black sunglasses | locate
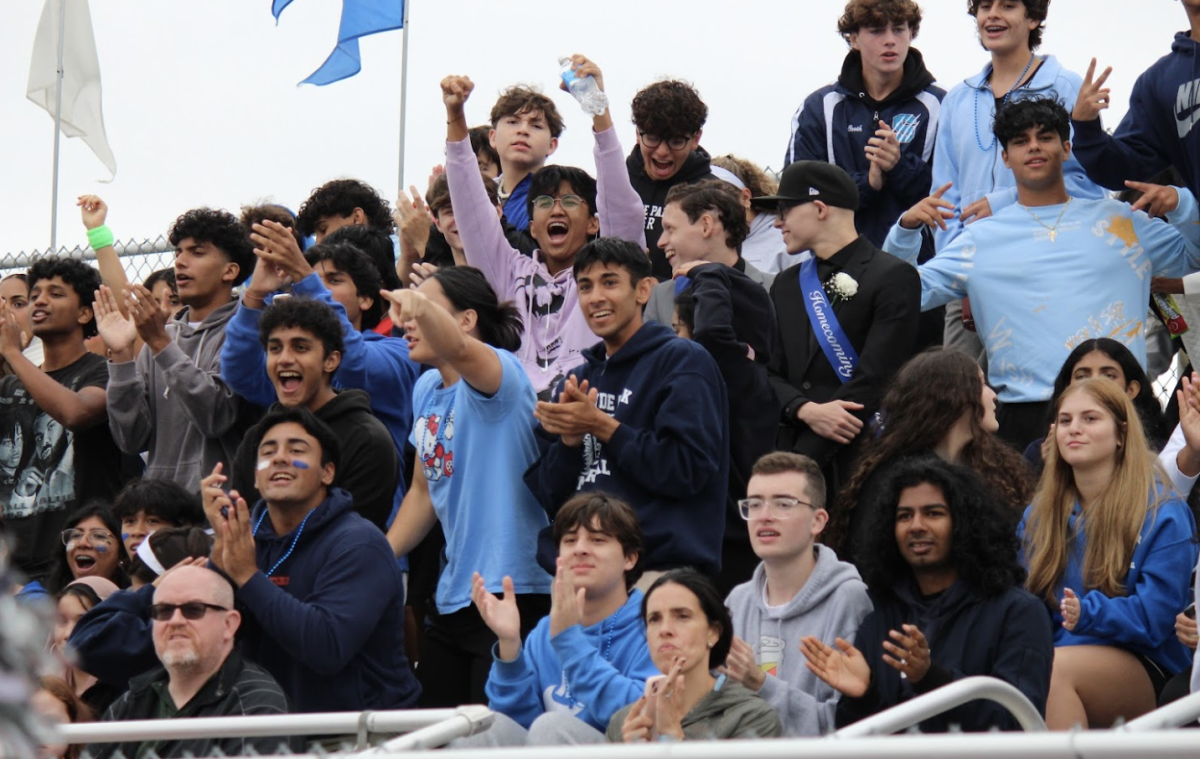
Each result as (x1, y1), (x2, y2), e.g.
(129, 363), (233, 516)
(149, 602), (230, 622)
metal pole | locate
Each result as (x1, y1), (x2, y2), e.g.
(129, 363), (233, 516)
(396, 0), (411, 195)
(49, 0), (68, 255)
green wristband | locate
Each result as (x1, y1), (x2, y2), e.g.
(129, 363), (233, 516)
(87, 224), (114, 250)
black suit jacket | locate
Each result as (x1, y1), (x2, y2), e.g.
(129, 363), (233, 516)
(767, 235), (920, 465)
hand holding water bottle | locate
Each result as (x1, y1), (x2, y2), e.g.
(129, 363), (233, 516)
(559, 54), (609, 117)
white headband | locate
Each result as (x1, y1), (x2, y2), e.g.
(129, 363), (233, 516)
(135, 536), (166, 577)
(709, 165), (746, 191)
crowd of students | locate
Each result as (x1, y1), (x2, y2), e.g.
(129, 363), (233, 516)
(3, 0), (1200, 753)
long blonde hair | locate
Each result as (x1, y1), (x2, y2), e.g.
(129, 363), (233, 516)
(1024, 378), (1163, 603)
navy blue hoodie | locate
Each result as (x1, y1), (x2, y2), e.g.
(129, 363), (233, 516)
(236, 487), (420, 712)
(525, 321), (729, 574)
(1072, 31), (1200, 197)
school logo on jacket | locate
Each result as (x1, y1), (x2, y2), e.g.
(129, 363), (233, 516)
(891, 114), (920, 144)
(543, 672), (586, 716)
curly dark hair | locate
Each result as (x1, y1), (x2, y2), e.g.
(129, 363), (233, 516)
(993, 96), (1069, 149)
(489, 85), (565, 138)
(969, 0), (1050, 51)
(111, 476), (204, 526)
(838, 0), (923, 42)
(1047, 338), (1168, 448)
(828, 348), (1032, 554)
(241, 203), (304, 252)
(630, 80), (708, 139)
(858, 457), (1026, 598)
(257, 296), (345, 358)
(324, 224), (403, 292)
(295, 179), (395, 237)
(27, 258), (102, 338)
(527, 165), (598, 223)
(665, 180), (751, 250)
(168, 208), (255, 287)
(303, 241), (385, 330)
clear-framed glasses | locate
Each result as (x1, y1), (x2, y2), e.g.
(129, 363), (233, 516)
(637, 131), (693, 151)
(149, 602), (230, 622)
(532, 194), (585, 211)
(737, 497), (813, 520)
(61, 528), (115, 547)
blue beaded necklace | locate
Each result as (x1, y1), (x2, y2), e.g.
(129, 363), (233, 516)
(974, 53), (1036, 152)
(564, 615), (617, 709)
(252, 507), (317, 578)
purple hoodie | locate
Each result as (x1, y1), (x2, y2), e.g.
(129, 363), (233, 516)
(446, 127), (647, 393)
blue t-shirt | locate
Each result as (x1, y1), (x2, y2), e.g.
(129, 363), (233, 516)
(409, 347), (552, 612)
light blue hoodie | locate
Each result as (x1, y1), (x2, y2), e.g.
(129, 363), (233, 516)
(486, 589), (658, 732)
(884, 192), (1200, 403)
(883, 190), (1200, 403)
(931, 55), (1104, 249)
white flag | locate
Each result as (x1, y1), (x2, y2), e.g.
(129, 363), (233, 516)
(26, 0), (116, 179)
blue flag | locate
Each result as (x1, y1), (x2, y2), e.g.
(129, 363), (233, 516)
(273, 0), (404, 86)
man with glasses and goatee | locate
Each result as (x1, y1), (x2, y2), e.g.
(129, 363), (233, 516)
(86, 564), (299, 759)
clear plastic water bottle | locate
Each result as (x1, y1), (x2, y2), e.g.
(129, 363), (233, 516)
(559, 56), (609, 116)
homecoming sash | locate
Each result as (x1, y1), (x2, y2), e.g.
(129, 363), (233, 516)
(799, 259), (858, 383)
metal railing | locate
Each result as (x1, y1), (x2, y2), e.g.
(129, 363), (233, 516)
(59, 706), (484, 752)
(361, 704), (493, 753)
(1119, 690), (1200, 732)
(831, 676), (1047, 737)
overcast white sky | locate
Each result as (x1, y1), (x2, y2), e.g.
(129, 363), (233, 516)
(0, 0), (1189, 256)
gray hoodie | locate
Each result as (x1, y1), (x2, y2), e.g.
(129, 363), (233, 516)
(725, 544), (872, 736)
(107, 299), (250, 492)
(605, 678), (782, 741)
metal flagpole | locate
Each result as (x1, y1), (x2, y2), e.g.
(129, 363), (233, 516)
(49, 0), (67, 254)
(396, 0), (410, 194)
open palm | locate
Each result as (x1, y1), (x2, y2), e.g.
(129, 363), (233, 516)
(800, 636), (870, 698)
(94, 285), (137, 354)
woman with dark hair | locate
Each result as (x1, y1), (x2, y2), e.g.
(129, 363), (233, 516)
(49, 579), (123, 718)
(1024, 339), (1200, 497)
(607, 570), (780, 741)
(17, 504), (128, 600)
(828, 347), (1032, 566)
(32, 675), (94, 759)
(383, 266), (552, 708)
(0, 272), (42, 373)
(1021, 379), (1198, 729)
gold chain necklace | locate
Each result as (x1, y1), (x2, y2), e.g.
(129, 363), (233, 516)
(1019, 197), (1072, 242)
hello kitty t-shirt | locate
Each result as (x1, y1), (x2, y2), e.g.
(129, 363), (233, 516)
(409, 346), (552, 612)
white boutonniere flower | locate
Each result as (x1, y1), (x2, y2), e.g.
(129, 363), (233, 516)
(826, 272), (859, 305)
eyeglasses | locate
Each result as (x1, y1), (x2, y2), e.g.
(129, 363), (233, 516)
(637, 131), (693, 151)
(149, 602), (230, 622)
(61, 528), (115, 547)
(532, 194), (585, 211)
(774, 201), (804, 220)
(737, 497), (814, 520)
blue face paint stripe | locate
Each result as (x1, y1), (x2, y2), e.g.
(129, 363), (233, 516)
(291, 460), (310, 470)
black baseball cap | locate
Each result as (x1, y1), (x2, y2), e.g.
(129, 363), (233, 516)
(751, 160), (859, 211)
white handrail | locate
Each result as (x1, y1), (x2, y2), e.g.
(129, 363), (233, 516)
(1119, 690), (1200, 731)
(363, 705), (494, 753)
(57, 708), (460, 744)
(832, 676), (1047, 736)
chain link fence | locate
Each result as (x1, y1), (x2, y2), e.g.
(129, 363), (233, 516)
(0, 237), (176, 286)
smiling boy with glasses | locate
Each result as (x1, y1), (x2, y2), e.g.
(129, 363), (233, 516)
(627, 79), (716, 280)
(723, 451), (871, 736)
(441, 55), (647, 396)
